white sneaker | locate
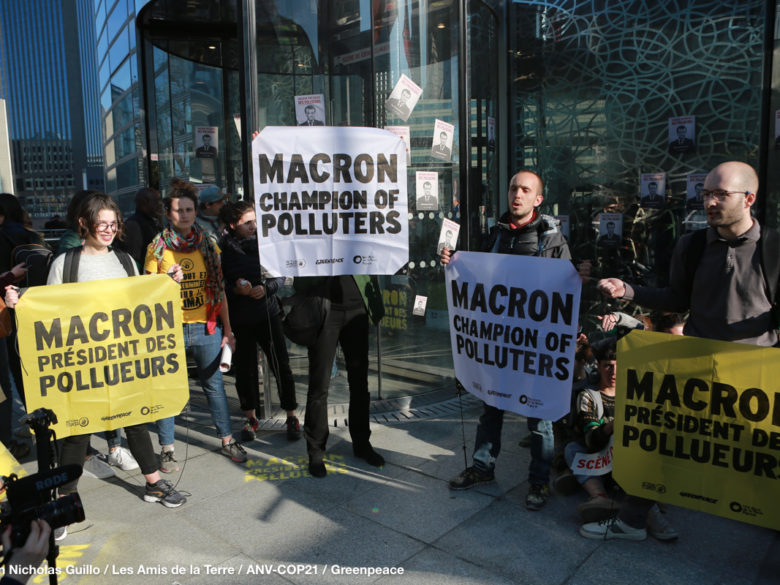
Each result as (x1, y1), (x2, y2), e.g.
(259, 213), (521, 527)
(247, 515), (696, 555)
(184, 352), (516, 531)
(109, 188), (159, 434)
(579, 516), (647, 541)
(646, 503), (679, 541)
(82, 454), (116, 479)
(108, 446), (139, 471)
(54, 526), (67, 541)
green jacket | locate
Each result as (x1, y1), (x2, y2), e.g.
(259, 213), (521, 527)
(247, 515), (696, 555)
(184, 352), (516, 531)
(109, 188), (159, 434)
(293, 275), (385, 325)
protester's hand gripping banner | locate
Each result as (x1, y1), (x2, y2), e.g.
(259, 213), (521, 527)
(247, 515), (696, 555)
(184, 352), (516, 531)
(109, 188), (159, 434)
(445, 252), (581, 420)
(16, 275), (189, 438)
(615, 330), (780, 530)
(252, 126), (408, 276)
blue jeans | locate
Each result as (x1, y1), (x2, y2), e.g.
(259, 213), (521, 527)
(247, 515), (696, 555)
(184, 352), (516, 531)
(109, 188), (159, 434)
(156, 323), (232, 446)
(472, 403), (553, 486)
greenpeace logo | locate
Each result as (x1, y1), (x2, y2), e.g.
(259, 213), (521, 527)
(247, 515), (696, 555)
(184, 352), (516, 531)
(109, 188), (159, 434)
(487, 390), (510, 398)
(101, 411), (131, 422)
(315, 258), (344, 265)
(679, 491), (718, 504)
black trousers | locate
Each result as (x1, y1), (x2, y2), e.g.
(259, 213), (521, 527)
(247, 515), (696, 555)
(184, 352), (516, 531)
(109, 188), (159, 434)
(59, 423), (158, 494)
(233, 314), (298, 413)
(304, 304), (371, 461)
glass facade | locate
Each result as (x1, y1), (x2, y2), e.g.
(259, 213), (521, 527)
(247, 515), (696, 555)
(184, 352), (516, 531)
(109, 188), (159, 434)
(508, 0), (773, 340)
(88, 0), (780, 404)
(136, 0), (502, 402)
(94, 0), (147, 211)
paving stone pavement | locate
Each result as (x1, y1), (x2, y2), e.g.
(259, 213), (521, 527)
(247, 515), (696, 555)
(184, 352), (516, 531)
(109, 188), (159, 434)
(12, 376), (778, 585)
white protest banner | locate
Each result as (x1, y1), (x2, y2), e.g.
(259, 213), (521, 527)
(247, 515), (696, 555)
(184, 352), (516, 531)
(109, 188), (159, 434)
(445, 251), (581, 419)
(253, 126), (408, 277)
(571, 436), (614, 476)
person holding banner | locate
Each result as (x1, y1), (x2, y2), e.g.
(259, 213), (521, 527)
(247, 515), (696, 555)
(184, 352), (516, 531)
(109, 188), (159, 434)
(442, 170), (571, 510)
(591, 160), (770, 540)
(43, 192), (186, 511)
(145, 178), (247, 470)
(218, 201), (301, 442)
(294, 276), (385, 478)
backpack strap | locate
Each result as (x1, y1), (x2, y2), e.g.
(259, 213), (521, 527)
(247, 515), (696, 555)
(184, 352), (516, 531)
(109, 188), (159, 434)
(681, 228), (708, 304)
(62, 247), (81, 284)
(114, 249), (136, 277)
(760, 227), (780, 326)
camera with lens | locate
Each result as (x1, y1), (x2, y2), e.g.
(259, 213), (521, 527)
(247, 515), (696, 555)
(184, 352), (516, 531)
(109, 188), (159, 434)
(1, 465), (85, 548)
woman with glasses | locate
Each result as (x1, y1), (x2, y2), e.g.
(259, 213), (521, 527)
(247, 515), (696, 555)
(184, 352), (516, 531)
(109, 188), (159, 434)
(44, 192), (187, 517)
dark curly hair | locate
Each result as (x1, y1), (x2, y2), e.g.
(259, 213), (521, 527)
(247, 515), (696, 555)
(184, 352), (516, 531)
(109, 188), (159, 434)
(163, 178), (199, 211)
(219, 200), (254, 232)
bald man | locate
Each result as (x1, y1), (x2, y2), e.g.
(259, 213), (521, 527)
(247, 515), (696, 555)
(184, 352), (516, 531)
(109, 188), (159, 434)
(586, 161), (778, 541)
(598, 161), (775, 345)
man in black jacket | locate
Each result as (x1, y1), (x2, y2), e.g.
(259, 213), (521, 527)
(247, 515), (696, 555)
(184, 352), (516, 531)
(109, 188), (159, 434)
(441, 170), (571, 510)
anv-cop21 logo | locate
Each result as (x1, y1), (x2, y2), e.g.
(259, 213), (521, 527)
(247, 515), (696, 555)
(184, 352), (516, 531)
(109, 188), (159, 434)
(285, 258), (307, 269)
(353, 255), (376, 265)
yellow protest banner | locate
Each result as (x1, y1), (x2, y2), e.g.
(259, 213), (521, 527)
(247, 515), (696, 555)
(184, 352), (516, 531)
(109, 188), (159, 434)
(615, 330), (780, 530)
(16, 275), (189, 438)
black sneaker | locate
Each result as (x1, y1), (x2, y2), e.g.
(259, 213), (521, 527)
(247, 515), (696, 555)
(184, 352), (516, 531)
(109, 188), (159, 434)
(526, 483), (549, 511)
(144, 479), (186, 508)
(448, 466), (495, 490)
(286, 416), (302, 441)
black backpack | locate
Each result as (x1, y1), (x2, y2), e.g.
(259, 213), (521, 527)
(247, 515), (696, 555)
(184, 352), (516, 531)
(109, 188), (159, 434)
(11, 243), (53, 287)
(61, 247), (136, 283)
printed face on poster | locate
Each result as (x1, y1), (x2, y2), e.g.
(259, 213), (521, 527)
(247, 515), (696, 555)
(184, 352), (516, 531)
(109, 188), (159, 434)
(668, 116), (695, 154)
(437, 218), (460, 255)
(195, 126), (218, 158)
(416, 171), (439, 211)
(385, 74), (422, 122)
(597, 213), (622, 247)
(686, 173), (707, 210)
(295, 94), (326, 126)
(640, 172), (666, 209)
(252, 126), (408, 277)
(445, 252), (581, 420)
(431, 119), (454, 161)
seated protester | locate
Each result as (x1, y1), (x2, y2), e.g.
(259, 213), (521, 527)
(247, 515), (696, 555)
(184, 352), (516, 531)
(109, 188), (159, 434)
(561, 339), (620, 523)
(575, 341), (679, 542)
(7, 192), (186, 522)
(218, 201), (301, 441)
(145, 178), (246, 471)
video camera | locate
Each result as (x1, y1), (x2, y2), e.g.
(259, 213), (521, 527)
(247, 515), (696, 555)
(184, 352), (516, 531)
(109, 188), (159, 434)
(1, 466), (85, 548)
